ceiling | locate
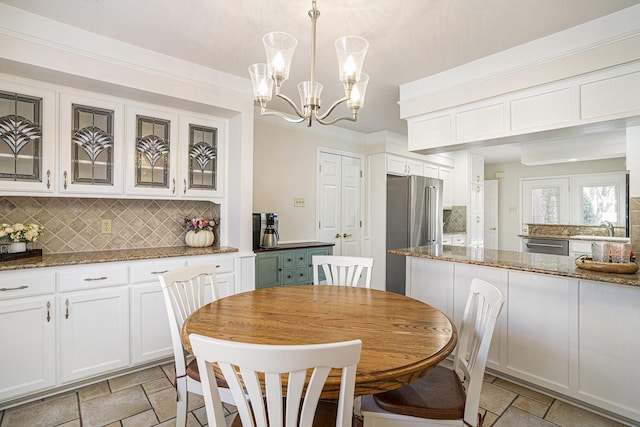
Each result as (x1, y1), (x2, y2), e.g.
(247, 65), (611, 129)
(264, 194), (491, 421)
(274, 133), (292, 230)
(2, 0), (639, 142)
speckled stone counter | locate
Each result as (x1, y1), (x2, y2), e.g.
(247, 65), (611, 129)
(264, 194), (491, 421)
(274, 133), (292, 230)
(0, 246), (239, 272)
(390, 245), (640, 288)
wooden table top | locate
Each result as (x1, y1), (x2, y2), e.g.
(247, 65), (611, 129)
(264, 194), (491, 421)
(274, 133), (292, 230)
(182, 285), (457, 398)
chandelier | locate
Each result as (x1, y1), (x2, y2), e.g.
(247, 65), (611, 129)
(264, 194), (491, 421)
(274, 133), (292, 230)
(248, 0), (369, 127)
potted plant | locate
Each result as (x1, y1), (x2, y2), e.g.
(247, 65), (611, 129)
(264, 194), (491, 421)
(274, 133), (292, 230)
(0, 223), (45, 253)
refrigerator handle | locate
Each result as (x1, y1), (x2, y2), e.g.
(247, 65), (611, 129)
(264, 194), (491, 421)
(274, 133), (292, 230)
(425, 185), (437, 244)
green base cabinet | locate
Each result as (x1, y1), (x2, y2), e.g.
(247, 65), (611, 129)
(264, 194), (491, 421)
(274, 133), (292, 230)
(255, 245), (332, 289)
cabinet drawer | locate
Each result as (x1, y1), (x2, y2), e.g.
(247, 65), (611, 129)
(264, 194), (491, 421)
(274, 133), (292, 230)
(294, 251), (308, 267)
(282, 252), (296, 269)
(58, 263), (128, 292)
(129, 258), (187, 284)
(0, 269), (56, 300)
(187, 254), (235, 274)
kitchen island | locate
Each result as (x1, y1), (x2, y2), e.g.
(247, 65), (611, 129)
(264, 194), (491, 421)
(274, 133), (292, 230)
(392, 245), (640, 425)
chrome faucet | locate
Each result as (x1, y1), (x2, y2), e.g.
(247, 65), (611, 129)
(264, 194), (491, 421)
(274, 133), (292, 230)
(600, 221), (614, 237)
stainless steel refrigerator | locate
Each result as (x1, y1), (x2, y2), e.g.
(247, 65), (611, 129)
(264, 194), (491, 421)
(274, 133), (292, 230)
(386, 175), (443, 294)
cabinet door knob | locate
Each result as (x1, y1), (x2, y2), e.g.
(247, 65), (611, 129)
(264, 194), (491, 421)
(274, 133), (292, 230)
(46, 170), (51, 189)
(172, 178), (176, 194)
(335, 233), (341, 238)
(343, 233), (352, 238)
(63, 171), (68, 190)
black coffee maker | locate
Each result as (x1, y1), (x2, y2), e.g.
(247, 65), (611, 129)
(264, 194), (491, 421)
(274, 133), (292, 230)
(252, 213), (279, 249)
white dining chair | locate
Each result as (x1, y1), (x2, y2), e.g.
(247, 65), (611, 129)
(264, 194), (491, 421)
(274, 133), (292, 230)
(190, 334), (362, 427)
(158, 264), (235, 427)
(312, 255), (374, 288)
(360, 278), (505, 427)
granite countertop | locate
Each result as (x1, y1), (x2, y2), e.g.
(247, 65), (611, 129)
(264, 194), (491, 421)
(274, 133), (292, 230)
(0, 246), (239, 272)
(390, 245), (640, 288)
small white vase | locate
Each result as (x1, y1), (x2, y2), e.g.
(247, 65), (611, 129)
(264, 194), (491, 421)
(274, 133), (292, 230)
(185, 230), (215, 247)
(9, 241), (27, 253)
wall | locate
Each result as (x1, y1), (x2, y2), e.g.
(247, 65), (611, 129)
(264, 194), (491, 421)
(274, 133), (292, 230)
(484, 158), (626, 251)
(253, 119), (366, 243)
(1, 197), (218, 254)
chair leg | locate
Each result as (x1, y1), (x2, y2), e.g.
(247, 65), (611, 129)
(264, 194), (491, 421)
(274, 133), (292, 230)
(175, 376), (188, 427)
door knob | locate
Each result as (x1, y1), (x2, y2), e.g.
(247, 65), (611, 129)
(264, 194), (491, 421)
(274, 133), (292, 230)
(490, 227), (496, 231)
(335, 233), (341, 238)
(343, 233), (352, 238)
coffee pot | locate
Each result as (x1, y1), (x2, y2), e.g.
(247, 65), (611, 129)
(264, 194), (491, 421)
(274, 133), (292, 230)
(261, 225), (279, 248)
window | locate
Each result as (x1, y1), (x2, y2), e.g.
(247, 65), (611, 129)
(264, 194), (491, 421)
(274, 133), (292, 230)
(522, 172), (626, 228)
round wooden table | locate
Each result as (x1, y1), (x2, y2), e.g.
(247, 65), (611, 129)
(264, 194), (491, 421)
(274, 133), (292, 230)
(182, 285), (457, 398)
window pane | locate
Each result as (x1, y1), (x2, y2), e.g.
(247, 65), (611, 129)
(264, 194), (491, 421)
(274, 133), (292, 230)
(582, 185), (617, 225)
(531, 188), (560, 224)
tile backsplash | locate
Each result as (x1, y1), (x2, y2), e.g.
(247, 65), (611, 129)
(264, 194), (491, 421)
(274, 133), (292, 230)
(1, 196), (219, 254)
(443, 206), (466, 233)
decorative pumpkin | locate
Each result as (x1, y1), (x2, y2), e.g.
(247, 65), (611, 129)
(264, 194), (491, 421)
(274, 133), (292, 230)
(185, 229), (214, 247)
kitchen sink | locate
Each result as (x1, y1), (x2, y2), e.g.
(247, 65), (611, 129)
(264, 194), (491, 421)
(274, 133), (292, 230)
(570, 235), (630, 242)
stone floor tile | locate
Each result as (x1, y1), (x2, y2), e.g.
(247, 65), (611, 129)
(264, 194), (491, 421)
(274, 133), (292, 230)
(155, 412), (201, 427)
(109, 367), (166, 392)
(104, 423), (122, 427)
(142, 376), (174, 395)
(187, 391), (205, 411)
(493, 378), (554, 405)
(0, 394), (78, 427)
(192, 405), (208, 425)
(80, 385), (151, 427)
(545, 400), (626, 427)
(78, 380), (111, 402)
(483, 410), (500, 427)
(55, 419), (81, 427)
(479, 381), (517, 416)
(512, 395), (550, 418)
(148, 387), (180, 422)
(494, 407), (557, 427)
(161, 363), (177, 384)
(121, 409), (159, 427)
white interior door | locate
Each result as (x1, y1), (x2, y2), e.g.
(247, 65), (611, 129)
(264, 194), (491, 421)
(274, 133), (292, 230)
(317, 151), (362, 256)
(484, 179), (499, 249)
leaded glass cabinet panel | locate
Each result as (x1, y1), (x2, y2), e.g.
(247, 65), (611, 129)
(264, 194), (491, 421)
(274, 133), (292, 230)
(188, 124), (217, 191)
(0, 90), (42, 183)
(60, 92), (123, 194)
(135, 115), (170, 189)
(71, 104), (114, 186)
(0, 79), (55, 194)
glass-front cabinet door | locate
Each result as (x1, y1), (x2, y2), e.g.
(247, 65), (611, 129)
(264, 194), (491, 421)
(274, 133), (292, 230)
(0, 79), (55, 193)
(124, 104), (178, 197)
(59, 92), (124, 194)
(180, 113), (225, 199)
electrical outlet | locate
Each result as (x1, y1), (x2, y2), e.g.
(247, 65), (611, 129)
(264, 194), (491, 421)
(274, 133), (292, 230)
(294, 197), (305, 207)
(101, 219), (112, 234)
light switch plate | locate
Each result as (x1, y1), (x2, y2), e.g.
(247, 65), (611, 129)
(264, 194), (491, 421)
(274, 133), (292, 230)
(294, 197), (305, 207)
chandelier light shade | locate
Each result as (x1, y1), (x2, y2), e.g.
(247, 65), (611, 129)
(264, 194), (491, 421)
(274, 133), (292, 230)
(248, 0), (369, 127)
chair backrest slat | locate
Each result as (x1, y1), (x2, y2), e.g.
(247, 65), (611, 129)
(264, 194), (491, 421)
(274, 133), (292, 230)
(313, 255), (373, 288)
(190, 334), (362, 427)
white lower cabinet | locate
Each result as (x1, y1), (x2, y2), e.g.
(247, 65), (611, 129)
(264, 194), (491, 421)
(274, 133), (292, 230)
(0, 252), (239, 408)
(405, 257), (640, 424)
(58, 287), (129, 383)
(0, 295), (55, 401)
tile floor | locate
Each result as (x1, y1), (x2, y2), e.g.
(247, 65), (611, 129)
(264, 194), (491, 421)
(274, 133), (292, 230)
(0, 361), (635, 427)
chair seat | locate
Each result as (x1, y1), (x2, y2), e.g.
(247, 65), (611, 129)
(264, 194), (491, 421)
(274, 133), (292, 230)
(372, 365), (466, 420)
(186, 358), (229, 389)
(230, 400), (341, 427)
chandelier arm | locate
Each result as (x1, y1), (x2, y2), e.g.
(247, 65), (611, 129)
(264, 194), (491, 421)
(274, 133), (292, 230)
(314, 110), (357, 126)
(316, 96), (349, 121)
(275, 92), (307, 119)
(259, 108), (307, 124)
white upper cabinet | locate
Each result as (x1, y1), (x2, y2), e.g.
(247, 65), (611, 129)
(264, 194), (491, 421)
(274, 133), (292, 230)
(0, 75), (226, 200)
(406, 62), (640, 152)
(0, 77), (56, 194)
(179, 113), (225, 200)
(124, 104), (179, 197)
(59, 91), (125, 195)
